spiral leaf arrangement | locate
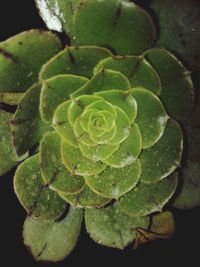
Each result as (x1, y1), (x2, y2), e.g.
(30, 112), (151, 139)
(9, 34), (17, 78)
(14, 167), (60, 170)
(0, 0), (199, 262)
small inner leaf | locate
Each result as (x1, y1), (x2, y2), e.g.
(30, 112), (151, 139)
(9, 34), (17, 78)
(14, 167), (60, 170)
(61, 141), (107, 176)
(95, 90), (137, 123)
(53, 100), (78, 148)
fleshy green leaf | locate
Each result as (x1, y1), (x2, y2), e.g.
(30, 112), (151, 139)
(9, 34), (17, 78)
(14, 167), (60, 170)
(59, 185), (110, 208)
(95, 90), (137, 124)
(68, 95), (102, 127)
(73, 0), (155, 55)
(104, 124), (142, 168)
(53, 100), (78, 147)
(14, 154), (66, 220)
(85, 205), (149, 249)
(173, 161), (200, 209)
(94, 56), (161, 95)
(133, 88), (168, 149)
(72, 69), (131, 97)
(0, 111), (18, 176)
(11, 83), (51, 156)
(0, 30), (61, 93)
(23, 207), (82, 262)
(151, 0), (200, 71)
(61, 141), (107, 176)
(85, 160), (141, 199)
(140, 119), (183, 183)
(40, 132), (85, 194)
(145, 48), (194, 120)
(118, 173), (178, 217)
(40, 74), (88, 123)
(39, 46), (112, 81)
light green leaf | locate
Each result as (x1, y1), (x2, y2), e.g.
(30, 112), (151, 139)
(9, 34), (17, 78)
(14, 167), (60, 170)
(61, 141), (107, 176)
(23, 207), (82, 262)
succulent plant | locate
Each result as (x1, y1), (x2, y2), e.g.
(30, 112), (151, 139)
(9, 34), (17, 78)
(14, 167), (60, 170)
(0, 0), (199, 262)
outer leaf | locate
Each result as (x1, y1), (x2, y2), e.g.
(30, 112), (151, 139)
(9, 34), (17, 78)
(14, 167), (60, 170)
(0, 111), (17, 176)
(152, 0), (200, 71)
(23, 207), (82, 262)
(14, 154), (66, 220)
(140, 119), (183, 183)
(39, 46), (112, 81)
(11, 83), (51, 156)
(173, 161), (200, 209)
(0, 30), (61, 92)
(118, 173), (178, 217)
(145, 48), (194, 120)
(73, 0), (155, 55)
(85, 205), (149, 249)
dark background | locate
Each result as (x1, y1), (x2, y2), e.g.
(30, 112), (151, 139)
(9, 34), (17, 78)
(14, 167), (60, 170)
(0, 0), (200, 266)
